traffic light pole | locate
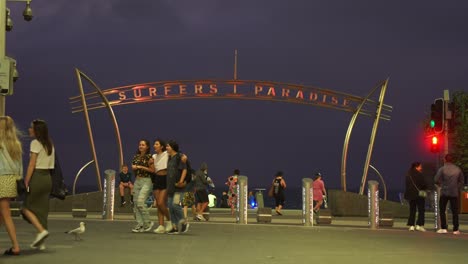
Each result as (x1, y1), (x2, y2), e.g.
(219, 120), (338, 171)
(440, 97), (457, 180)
(443, 90), (450, 156)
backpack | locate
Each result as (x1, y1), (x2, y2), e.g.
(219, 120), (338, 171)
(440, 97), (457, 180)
(178, 153), (193, 184)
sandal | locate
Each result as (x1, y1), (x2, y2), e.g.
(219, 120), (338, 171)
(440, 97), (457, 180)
(4, 248), (20, 256)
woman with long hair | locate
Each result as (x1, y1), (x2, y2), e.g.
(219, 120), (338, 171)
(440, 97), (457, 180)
(151, 138), (172, 233)
(404, 162), (427, 232)
(131, 139), (155, 233)
(0, 116), (23, 255)
(22, 119), (55, 250)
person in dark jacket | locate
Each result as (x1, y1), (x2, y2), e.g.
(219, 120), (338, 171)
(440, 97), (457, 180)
(434, 154), (465, 235)
(404, 162), (427, 232)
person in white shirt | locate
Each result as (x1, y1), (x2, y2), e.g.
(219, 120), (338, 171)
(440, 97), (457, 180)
(151, 138), (172, 233)
(22, 119), (55, 250)
(208, 191), (217, 208)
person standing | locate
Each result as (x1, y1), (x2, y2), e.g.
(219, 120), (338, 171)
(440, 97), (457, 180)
(272, 171), (286, 215)
(118, 164), (134, 206)
(404, 162), (427, 232)
(131, 139), (154, 233)
(194, 162), (209, 221)
(166, 140), (189, 234)
(435, 154), (464, 235)
(312, 172), (327, 213)
(22, 119), (55, 250)
(151, 138), (173, 234)
(226, 169), (239, 216)
(0, 116), (22, 255)
(208, 191), (217, 208)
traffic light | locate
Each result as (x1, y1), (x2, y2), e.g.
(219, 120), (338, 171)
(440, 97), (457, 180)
(430, 99), (444, 132)
(430, 135), (440, 153)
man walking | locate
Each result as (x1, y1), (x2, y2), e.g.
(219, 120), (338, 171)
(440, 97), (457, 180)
(434, 154), (464, 235)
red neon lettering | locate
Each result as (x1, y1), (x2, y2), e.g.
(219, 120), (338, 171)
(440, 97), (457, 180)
(255, 85), (263, 95)
(179, 84), (187, 95)
(148, 87), (156, 96)
(164, 85), (171, 96)
(331, 96), (338, 104)
(309, 93), (318, 101)
(267, 87), (276, 96)
(118, 92), (126, 100)
(134, 89), (142, 98)
(195, 84), (203, 94)
(295, 90), (304, 99)
(210, 84), (218, 94)
(282, 88), (290, 97)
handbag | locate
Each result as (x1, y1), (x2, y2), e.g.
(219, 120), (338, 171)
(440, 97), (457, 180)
(16, 179), (27, 195)
(409, 174), (426, 198)
(50, 153), (69, 200)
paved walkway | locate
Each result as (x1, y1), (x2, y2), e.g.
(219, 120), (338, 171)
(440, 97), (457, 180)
(1, 209), (467, 264)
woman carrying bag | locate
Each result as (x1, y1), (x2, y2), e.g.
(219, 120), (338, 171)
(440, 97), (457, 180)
(404, 162), (427, 232)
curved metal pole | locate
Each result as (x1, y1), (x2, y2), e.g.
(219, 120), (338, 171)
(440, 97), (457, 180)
(359, 79), (389, 195)
(340, 80), (386, 191)
(368, 164), (387, 200)
(75, 68), (124, 175)
(75, 69), (102, 191)
(73, 160), (95, 195)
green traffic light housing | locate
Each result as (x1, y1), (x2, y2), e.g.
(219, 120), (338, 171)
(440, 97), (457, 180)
(430, 120), (435, 128)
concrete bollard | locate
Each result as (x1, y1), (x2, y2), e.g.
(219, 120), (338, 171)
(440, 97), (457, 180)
(256, 207), (272, 223)
(316, 209), (332, 225)
(379, 211), (393, 227)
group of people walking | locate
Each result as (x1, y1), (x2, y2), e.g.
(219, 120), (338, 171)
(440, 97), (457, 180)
(0, 116), (56, 255)
(123, 138), (213, 235)
(404, 154), (464, 234)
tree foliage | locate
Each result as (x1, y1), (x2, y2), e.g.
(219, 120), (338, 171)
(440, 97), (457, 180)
(451, 91), (468, 175)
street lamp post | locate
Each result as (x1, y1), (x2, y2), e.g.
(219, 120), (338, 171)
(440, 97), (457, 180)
(0, 0), (33, 116)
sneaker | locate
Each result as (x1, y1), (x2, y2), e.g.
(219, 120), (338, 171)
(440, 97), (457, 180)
(38, 242), (46, 251)
(31, 230), (49, 248)
(121, 201), (127, 206)
(143, 221), (154, 232)
(181, 222), (190, 233)
(196, 214), (205, 221)
(130, 200), (134, 205)
(437, 229), (448, 234)
(30, 241), (46, 251)
(131, 225), (143, 233)
(166, 228), (179, 235)
(165, 222), (173, 232)
(415, 225), (426, 232)
(153, 225), (166, 234)
(408, 226), (415, 231)
(177, 219), (185, 233)
(453, 230), (461, 235)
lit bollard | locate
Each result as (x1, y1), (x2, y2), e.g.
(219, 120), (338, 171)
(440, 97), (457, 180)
(302, 178), (314, 226)
(236, 176), (248, 224)
(434, 187), (441, 230)
(102, 169), (116, 220)
(368, 180), (379, 230)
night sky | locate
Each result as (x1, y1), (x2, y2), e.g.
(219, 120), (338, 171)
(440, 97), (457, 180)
(6, 0), (468, 201)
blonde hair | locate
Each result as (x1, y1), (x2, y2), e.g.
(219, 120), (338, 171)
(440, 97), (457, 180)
(0, 116), (23, 161)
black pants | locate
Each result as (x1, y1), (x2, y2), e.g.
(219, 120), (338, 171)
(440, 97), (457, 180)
(439, 195), (459, 231)
(407, 197), (425, 226)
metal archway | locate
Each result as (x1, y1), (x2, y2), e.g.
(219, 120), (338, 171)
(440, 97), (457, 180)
(69, 68), (392, 193)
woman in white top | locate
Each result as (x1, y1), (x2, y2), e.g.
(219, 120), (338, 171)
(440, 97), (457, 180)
(151, 138), (171, 233)
(0, 116), (23, 255)
(22, 119), (55, 250)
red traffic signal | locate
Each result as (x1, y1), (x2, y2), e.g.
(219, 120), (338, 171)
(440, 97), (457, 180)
(430, 135), (441, 153)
